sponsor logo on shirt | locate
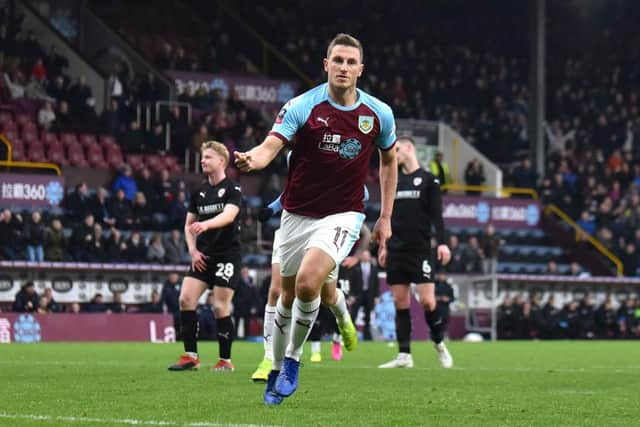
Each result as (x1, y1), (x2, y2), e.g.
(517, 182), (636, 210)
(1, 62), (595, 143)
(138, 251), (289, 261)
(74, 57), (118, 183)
(198, 203), (225, 215)
(338, 138), (362, 160)
(318, 134), (342, 152)
(396, 190), (421, 199)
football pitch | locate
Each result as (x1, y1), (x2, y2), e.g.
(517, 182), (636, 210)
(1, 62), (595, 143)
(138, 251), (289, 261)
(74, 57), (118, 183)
(1, 341), (639, 427)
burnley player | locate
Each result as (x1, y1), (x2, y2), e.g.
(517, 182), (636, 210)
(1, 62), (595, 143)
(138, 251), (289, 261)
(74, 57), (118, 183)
(378, 136), (453, 369)
(168, 141), (242, 372)
(251, 186), (369, 381)
(235, 33), (397, 405)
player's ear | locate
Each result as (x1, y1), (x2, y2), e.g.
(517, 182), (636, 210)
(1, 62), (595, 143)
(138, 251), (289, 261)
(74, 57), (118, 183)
(323, 58), (329, 73)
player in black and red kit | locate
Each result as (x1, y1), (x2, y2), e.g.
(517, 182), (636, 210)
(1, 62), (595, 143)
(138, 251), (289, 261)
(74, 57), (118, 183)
(168, 141), (242, 372)
(378, 136), (453, 369)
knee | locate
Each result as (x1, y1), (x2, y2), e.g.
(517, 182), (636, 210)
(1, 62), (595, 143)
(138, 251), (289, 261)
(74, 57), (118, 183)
(179, 295), (197, 310)
(393, 293), (410, 310)
(420, 295), (436, 312)
(213, 299), (230, 317)
(295, 273), (321, 301)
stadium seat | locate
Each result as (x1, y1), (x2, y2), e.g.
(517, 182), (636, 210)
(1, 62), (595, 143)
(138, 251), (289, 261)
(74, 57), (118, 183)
(21, 129), (38, 144)
(47, 144), (68, 166)
(108, 149), (125, 170)
(87, 144), (108, 168)
(15, 113), (32, 127)
(9, 139), (24, 161)
(144, 154), (163, 173)
(99, 135), (117, 148)
(20, 120), (38, 133)
(67, 143), (89, 167)
(28, 142), (47, 163)
(126, 154), (145, 172)
(79, 133), (98, 148)
(60, 132), (79, 147)
(41, 131), (59, 146)
(1, 120), (17, 132)
(0, 111), (13, 125)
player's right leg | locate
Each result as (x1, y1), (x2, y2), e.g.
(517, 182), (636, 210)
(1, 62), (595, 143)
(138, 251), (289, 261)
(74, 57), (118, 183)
(168, 276), (208, 371)
(378, 283), (414, 369)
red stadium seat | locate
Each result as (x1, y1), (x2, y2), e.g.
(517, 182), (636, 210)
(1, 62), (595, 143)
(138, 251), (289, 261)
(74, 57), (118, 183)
(144, 154), (163, 173)
(87, 144), (108, 168)
(0, 112), (12, 124)
(99, 135), (117, 148)
(67, 143), (89, 167)
(108, 149), (125, 170)
(1, 120), (17, 132)
(41, 132), (59, 146)
(1, 129), (17, 141)
(15, 113), (32, 127)
(126, 154), (145, 172)
(10, 141), (25, 161)
(59, 132), (78, 147)
(47, 144), (68, 166)
(28, 143), (47, 163)
(163, 155), (177, 170)
(20, 120), (37, 133)
(79, 133), (98, 147)
(21, 129), (38, 144)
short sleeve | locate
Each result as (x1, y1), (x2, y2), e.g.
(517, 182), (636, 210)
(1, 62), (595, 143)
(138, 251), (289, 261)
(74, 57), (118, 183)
(270, 97), (310, 143)
(375, 104), (397, 150)
(226, 184), (243, 208)
(188, 189), (198, 214)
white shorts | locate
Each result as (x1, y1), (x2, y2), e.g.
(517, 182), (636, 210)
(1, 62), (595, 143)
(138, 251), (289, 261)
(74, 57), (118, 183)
(279, 210), (365, 283)
(271, 229), (281, 265)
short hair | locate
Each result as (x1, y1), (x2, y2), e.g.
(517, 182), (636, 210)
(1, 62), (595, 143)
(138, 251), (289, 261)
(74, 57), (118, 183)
(396, 135), (415, 145)
(326, 33), (363, 63)
(201, 140), (229, 166)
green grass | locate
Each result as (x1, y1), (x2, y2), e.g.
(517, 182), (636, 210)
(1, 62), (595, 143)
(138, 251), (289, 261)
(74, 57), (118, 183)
(1, 341), (639, 426)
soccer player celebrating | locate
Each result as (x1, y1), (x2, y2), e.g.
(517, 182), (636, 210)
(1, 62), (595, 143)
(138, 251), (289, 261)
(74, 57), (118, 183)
(168, 141), (242, 372)
(378, 136), (453, 369)
(235, 33), (397, 405)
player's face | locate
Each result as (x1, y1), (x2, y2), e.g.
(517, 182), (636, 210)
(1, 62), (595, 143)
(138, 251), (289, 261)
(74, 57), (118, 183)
(200, 149), (225, 174)
(395, 142), (410, 166)
(323, 45), (363, 90)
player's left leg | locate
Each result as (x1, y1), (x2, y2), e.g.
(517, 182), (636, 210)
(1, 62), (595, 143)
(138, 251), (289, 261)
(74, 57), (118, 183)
(252, 262), (281, 381)
(321, 281), (357, 352)
(211, 285), (235, 371)
(416, 283), (453, 368)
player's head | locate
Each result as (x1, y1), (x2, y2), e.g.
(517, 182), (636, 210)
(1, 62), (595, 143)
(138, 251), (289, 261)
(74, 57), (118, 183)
(200, 140), (229, 174)
(395, 136), (417, 167)
(324, 33), (364, 90)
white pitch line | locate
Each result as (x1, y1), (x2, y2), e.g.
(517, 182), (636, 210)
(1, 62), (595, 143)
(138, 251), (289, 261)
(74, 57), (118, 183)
(0, 412), (284, 427)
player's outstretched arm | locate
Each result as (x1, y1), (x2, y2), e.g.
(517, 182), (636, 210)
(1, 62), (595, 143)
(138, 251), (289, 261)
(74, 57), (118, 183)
(234, 135), (285, 172)
(372, 146), (398, 249)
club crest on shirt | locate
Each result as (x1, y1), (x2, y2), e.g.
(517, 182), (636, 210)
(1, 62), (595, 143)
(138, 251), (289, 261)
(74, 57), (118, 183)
(339, 138), (362, 160)
(218, 188), (226, 198)
(413, 177), (423, 186)
(358, 115), (374, 134)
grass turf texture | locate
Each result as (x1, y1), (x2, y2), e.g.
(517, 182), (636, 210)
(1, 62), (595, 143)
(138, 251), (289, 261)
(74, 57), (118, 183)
(1, 341), (639, 427)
